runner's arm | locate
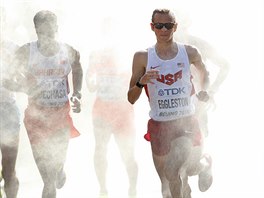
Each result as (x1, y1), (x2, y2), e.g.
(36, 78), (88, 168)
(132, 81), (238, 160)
(187, 45), (209, 91)
(127, 51), (147, 104)
(3, 44), (31, 93)
(69, 46), (83, 99)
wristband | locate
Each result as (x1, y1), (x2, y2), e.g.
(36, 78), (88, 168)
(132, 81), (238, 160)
(136, 81), (145, 88)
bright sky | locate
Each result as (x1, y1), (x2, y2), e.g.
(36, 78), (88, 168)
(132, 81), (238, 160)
(1, 0), (264, 197)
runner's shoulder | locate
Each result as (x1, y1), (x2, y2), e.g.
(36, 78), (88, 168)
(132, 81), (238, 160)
(63, 43), (80, 63)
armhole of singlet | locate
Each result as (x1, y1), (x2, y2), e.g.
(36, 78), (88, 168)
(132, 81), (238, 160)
(28, 42), (36, 71)
(178, 43), (190, 66)
(146, 46), (155, 70)
(61, 43), (72, 66)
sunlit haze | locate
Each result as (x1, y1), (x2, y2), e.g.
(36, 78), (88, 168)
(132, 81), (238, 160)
(1, 0), (264, 197)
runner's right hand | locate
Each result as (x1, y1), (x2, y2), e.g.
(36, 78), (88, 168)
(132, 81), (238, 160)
(70, 96), (81, 113)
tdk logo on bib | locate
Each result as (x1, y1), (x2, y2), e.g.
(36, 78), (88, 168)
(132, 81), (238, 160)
(158, 87), (186, 96)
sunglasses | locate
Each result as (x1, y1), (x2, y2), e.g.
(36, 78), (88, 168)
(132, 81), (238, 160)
(152, 22), (175, 30)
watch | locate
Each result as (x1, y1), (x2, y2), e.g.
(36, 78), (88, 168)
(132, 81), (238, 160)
(136, 81), (145, 88)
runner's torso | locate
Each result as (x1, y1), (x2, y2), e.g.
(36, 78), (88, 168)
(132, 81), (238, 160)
(146, 43), (195, 121)
(27, 41), (71, 107)
(89, 48), (130, 102)
(0, 41), (19, 103)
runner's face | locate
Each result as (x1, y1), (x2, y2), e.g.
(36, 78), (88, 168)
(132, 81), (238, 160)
(151, 13), (177, 42)
(36, 21), (58, 39)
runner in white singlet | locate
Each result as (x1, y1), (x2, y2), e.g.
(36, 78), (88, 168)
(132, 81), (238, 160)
(0, 7), (21, 198)
(86, 17), (138, 198)
(3, 10), (83, 198)
(128, 9), (212, 198)
(0, 40), (20, 198)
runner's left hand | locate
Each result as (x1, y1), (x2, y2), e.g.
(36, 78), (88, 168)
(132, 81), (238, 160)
(196, 91), (210, 102)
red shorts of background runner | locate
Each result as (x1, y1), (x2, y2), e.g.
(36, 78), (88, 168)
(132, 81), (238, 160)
(92, 98), (135, 134)
(24, 102), (80, 144)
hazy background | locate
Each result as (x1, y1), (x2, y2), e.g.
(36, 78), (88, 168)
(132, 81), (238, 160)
(1, 0), (264, 197)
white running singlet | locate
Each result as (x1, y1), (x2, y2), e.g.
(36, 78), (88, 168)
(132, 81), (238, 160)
(28, 42), (71, 107)
(0, 41), (19, 103)
(146, 43), (195, 121)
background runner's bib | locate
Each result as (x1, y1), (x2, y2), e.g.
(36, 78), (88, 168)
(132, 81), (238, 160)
(28, 42), (71, 107)
(88, 48), (130, 102)
(146, 43), (195, 121)
(96, 74), (128, 101)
